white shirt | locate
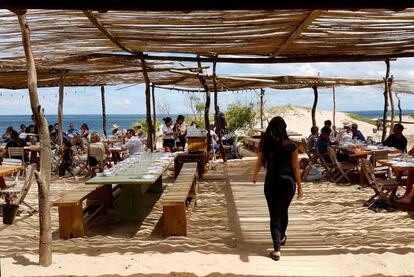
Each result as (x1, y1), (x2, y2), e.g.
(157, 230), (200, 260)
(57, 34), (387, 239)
(122, 136), (143, 155)
(162, 125), (175, 140)
(337, 129), (352, 144)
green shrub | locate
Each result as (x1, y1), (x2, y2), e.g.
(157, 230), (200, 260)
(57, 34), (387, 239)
(347, 113), (376, 125)
(226, 103), (256, 132)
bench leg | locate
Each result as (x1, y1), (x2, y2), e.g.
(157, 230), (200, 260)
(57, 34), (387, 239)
(163, 204), (187, 236)
(118, 184), (145, 221)
(58, 204), (84, 239)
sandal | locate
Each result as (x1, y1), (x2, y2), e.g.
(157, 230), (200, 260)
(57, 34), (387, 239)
(269, 251), (280, 261)
(281, 236), (287, 246)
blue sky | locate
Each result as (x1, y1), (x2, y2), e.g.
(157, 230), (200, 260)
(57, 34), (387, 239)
(1, 58), (414, 115)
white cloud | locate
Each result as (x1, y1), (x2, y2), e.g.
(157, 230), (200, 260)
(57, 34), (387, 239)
(1, 58), (414, 115)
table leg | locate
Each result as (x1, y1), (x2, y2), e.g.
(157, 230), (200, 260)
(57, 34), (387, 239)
(406, 170), (413, 195)
(0, 177), (6, 189)
(147, 176), (163, 193)
(118, 184), (145, 221)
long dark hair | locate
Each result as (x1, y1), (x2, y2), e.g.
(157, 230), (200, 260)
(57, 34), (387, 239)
(259, 116), (290, 168)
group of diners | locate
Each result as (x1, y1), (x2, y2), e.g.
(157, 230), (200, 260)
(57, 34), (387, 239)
(307, 120), (408, 162)
(1, 120), (145, 180)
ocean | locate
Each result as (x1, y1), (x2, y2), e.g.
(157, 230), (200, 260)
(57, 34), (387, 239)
(0, 114), (178, 135)
(344, 110), (414, 119)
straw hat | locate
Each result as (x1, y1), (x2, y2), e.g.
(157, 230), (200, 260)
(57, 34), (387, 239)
(111, 124), (119, 131)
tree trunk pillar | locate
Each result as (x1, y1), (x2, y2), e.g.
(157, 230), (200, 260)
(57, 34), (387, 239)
(311, 86), (318, 127)
(152, 83), (157, 150)
(58, 75), (64, 145)
(101, 86), (107, 138)
(17, 13), (52, 267)
(382, 60), (390, 142)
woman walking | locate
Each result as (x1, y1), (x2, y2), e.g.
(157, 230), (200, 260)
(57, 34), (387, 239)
(252, 116), (303, 261)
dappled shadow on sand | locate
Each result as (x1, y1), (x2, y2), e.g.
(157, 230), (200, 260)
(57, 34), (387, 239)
(1, 159), (414, 268)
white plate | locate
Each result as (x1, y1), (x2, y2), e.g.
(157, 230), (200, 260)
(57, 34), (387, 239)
(142, 174), (155, 179)
(147, 170), (160, 174)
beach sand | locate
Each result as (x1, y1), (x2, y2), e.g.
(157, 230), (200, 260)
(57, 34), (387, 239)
(1, 106), (414, 276)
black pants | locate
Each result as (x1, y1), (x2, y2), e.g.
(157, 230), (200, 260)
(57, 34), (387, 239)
(59, 162), (75, 177)
(264, 174), (296, 251)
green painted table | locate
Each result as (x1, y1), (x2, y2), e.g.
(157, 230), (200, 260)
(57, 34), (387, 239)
(85, 155), (174, 221)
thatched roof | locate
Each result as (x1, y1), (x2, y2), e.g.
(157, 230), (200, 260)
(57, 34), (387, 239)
(1, 9), (414, 88)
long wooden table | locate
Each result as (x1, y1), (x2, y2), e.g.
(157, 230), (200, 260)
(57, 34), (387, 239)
(378, 158), (414, 195)
(85, 154), (174, 221)
(0, 165), (25, 189)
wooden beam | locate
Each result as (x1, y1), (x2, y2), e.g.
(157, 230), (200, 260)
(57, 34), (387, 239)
(2, 1), (413, 11)
(101, 85), (107, 137)
(83, 10), (138, 55)
(382, 59), (390, 142)
(151, 83), (157, 150)
(311, 86), (318, 127)
(196, 59), (212, 154)
(64, 52), (405, 64)
(271, 10), (321, 57)
(58, 75), (64, 145)
(17, 13), (52, 267)
(140, 57), (153, 151)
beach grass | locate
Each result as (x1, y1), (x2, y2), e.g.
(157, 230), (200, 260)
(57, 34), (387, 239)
(347, 113), (376, 125)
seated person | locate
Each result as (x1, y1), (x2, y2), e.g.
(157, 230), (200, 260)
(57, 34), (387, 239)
(383, 123), (407, 152)
(88, 132), (110, 169)
(1, 130), (25, 160)
(58, 140), (76, 180)
(134, 124), (144, 138)
(162, 117), (176, 152)
(67, 123), (80, 139)
(209, 124), (220, 151)
(351, 123), (366, 142)
(336, 124), (353, 144)
(299, 158), (322, 181)
(324, 120), (337, 143)
(1, 126), (14, 143)
(316, 126), (332, 162)
(306, 126), (319, 152)
(110, 124), (123, 140)
(121, 129), (143, 155)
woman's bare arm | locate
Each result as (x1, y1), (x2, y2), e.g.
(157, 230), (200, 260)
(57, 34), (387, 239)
(252, 152), (264, 184)
(291, 148), (303, 198)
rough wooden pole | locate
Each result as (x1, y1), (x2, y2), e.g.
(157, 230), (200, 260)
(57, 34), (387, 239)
(101, 85), (107, 137)
(151, 83), (157, 150)
(17, 12), (52, 267)
(311, 86), (318, 127)
(332, 84), (336, 127)
(260, 88), (265, 129)
(197, 59), (212, 155)
(212, 60), (226, 162)
(57, 75), (64, 145)
(140, 58), (153, 151)
(396, 92), (402, 123)
(388, 75), (395, 135)
(382, 59), (390, 142)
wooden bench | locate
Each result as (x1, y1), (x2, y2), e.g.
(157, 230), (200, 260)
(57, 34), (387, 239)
(53, 185), (117, 239)
(162, 162), (198, 236)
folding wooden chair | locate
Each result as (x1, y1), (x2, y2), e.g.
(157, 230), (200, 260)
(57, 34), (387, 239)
(370, 150), (391, 177)
(7, 147), (26, 167)
(0, 164), (37, 213)
(327, 147), (358, 184)
(361, 159), (406, 208)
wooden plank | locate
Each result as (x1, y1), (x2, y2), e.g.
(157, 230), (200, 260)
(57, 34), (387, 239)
(163, 204), (186, 236)
(57, 204), (84, 239)
(53, 186), (101, 206)
(0, 165), (24, 177)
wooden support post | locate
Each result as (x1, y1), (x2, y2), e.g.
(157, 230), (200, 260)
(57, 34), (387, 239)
(152, 83), (157, 150)
(260, 88), (265, 129)
(382, 59), (390, 142)
(212, 60), (226, 162)
(332, 84), (336, 127)
(311, 86), (318, 127)
(140, 58), (153, 151)
(197, 59), (212, 155)
(396, 93), (402, 123)
(388, 75), (395, 135)
(58, 75), (64, 145)
(101, 86), (107, 138)
(17, 13), (52, 267)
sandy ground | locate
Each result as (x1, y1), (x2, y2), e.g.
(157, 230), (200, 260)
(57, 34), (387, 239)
(1, 156), (414, 277)
(1, 106), (414, 276)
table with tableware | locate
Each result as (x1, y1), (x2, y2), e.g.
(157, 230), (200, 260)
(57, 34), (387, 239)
(85, 151), (176, 221)
(378, 153), (414, 195)
(0, 165), (25, 189)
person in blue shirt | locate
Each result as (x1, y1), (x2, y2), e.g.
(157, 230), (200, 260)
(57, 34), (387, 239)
(316, 126), (332, 162)
(351, 123), (366, 142)
(384, 123), (407, 152)
(67, 123), (80, 138)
